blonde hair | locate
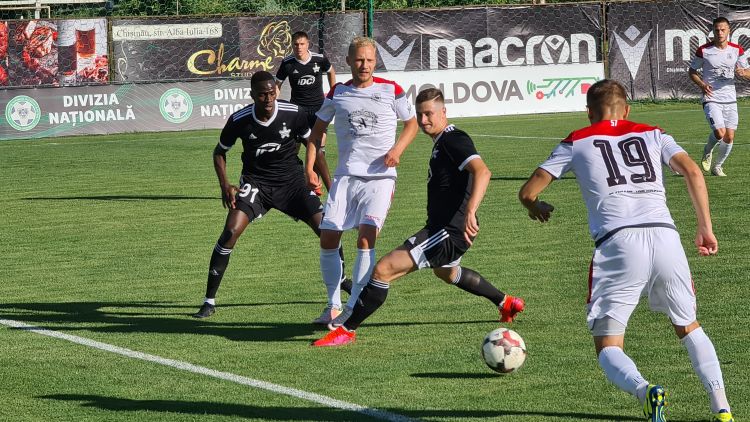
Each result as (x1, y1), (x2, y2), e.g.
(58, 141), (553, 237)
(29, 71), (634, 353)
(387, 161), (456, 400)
(348, 36), (377, 57)
(586, 79), (628, 114)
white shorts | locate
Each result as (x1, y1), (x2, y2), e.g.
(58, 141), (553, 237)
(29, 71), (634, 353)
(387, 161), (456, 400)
(320, 175), (395, 231)
(586, 227), (697, 332)
(703, 102), (738, 130)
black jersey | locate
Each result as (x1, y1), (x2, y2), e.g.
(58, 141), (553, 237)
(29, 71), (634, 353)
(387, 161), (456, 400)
(426, 125), (480, 229)
(218, 100), (311, 186)
(275, 53), (331, 108)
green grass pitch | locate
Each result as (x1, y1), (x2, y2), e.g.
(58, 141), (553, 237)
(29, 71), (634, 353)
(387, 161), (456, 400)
(1, 101), (748, 421)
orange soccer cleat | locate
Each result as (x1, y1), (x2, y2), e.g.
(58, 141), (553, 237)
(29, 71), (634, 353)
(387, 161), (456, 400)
(499, 295), (525, 323)
(312, 326), (356, 347)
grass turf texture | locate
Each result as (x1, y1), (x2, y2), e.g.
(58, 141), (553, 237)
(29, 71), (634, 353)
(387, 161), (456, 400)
(1, 102), (748, 421)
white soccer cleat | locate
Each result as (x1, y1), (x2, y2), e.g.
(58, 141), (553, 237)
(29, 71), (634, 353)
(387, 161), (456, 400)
(327, 306), (353, 330)
(312, 305), (342, 325)
(701, 151), (713, 172)
(711, 166), (727, 177)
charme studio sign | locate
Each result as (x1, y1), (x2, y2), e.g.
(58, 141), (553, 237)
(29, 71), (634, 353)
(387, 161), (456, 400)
(372, 5), (602, 71)
(111, 16), (319, 82)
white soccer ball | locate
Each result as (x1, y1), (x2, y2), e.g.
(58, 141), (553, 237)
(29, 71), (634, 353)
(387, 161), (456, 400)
(481, 327), (527, 374)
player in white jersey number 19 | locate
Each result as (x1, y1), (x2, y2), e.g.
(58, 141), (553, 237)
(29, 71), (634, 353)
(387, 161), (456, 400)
(519, 79), (733, 422)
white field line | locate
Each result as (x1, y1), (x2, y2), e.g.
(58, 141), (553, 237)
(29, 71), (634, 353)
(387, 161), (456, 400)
(0, 318), (416, 422)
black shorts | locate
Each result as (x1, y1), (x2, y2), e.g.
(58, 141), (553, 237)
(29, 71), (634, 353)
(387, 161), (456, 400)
(300, 105), (326, 133)
(234, 175), (322, 222)
(403, 226), (470, 269)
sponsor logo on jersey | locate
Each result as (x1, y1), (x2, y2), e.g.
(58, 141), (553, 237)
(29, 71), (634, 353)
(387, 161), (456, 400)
(249, 133), (257, 139)
(298, 75), (315, 86)
(278, 122), (291, 139)
(5, 95), (41, 131)
(256, 142), (281, 156)
(160, 88), (193, 123)
(348, 110), (378, 136)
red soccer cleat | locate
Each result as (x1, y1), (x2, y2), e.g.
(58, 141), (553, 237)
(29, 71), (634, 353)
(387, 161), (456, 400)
(312, 326), (356, 347)
(499, 295), (525, 323)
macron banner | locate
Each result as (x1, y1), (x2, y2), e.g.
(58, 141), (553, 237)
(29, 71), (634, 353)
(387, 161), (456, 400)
(378, 62), (604, 118)
(372, 4), (602, 72)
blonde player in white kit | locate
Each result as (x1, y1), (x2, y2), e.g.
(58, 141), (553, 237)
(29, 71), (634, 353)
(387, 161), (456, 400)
(305, 37), (418, 326)
(519, 80), (733, 422)
(689, 16), (750, 177)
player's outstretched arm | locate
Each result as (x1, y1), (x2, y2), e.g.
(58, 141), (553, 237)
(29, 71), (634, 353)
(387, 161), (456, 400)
(213, 144), (236, 209)
(384, 117), (418, 167)
(519, 168), (555, 223)
(462, 158), (491, 245)
(669, 152), (718, 256)
(307, 118), (331, 191)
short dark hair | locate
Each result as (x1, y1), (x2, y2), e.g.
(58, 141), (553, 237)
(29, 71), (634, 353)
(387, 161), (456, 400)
(251, 71), (276, 88)
(292, 31), (309, 41)
(586, 79), (627, 111)
(713, 16), (730, 26)
(415, 88), (444, 105)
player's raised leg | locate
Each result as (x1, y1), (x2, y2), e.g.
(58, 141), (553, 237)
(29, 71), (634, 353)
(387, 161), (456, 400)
(433, 266), (524, 323)
(194, 209), (250, 318)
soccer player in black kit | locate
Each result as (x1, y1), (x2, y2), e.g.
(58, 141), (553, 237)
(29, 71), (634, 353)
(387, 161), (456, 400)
(276, 31), (335, 196)
(193, 71), (337, 319)
(313, 88), (526, 346)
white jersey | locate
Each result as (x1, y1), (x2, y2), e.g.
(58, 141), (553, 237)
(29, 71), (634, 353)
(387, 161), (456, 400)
(689, 42), (750, 103)
(540, 120), (685, 245)
(316, 77), (415, 178)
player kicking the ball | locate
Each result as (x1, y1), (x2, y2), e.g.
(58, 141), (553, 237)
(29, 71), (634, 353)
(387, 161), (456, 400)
(519, 79), (733, 422)
(312, 88), (525, 347)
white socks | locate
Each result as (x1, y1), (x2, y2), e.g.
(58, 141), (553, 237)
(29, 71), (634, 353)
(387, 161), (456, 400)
(598, 346), (649, 402)
(320, 247), (343, 308)
(714, 140), (733, 168)
(682, 327), (730, 413)
(704, 132), (720, 155)
(346, 248), (375, 309)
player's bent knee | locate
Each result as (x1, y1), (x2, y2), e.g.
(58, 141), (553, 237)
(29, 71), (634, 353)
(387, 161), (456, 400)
(218, 229), (240, 248)
(432, 267), (454, 284)
(673, 320), (700, 339)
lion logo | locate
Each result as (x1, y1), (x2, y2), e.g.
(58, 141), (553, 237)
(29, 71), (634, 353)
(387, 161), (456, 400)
(258, 21), (291, 58)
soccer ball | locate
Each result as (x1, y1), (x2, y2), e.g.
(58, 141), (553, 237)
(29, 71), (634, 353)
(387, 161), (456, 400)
(481, 328), (527, 374)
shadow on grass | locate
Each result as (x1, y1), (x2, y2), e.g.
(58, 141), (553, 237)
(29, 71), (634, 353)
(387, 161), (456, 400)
(39, 393), (667, 421)
(411, 372), (497, 379)
(39, 394), (384, 421)
(22, 195), (217, 201)
(0, 301), (495, 344)
(1, 301), (321, 343)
